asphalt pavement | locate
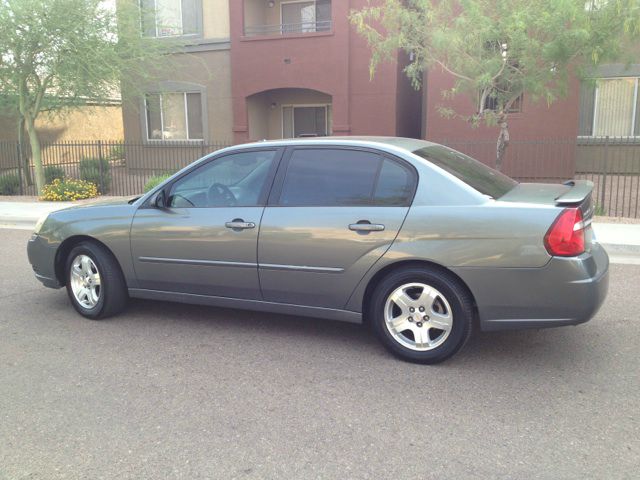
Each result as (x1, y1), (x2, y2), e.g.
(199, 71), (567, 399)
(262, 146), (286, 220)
(1, 228), (638, 479)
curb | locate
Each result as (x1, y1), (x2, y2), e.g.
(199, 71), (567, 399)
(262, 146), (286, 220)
(600, 243), (640, 255)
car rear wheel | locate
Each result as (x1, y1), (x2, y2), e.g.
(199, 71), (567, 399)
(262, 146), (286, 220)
(370, 267), (473, 364)
(65, 242), (128, 319)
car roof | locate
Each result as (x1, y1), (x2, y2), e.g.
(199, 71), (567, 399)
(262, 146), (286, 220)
(229, 136), (438, 154)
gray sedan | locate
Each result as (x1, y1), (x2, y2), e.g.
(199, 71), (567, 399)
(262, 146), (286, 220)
(27, 137), (609, 363)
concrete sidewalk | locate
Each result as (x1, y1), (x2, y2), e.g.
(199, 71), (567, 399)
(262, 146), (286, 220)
(1, 199), (639, 262)
(0, 198), (129, 229)
(0, 201), (69, 229)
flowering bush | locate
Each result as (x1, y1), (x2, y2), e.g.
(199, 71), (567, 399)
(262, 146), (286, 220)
(41, 178), (98, 201)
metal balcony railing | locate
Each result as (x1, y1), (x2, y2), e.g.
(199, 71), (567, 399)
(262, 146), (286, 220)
(244, 20), (332, 37)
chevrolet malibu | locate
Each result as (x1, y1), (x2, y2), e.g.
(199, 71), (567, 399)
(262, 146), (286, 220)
(27, 137), (609, 363)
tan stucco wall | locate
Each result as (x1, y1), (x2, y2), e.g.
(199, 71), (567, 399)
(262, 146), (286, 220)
(122, 48), (233, 144)
(247, 89), (331, 140)
(203, 0), (230, 38)
(0, 106), (123, 142)
(247, 95), (270, 140)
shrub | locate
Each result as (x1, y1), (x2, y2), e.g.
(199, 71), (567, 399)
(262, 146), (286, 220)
(144, 172), (174, 193)
(109, 143), (124, 160)
(0, 173), (20, 195)
(41, 178), (98, 201)
(44, 165), (66, 184)
(79, 156), (111, 194)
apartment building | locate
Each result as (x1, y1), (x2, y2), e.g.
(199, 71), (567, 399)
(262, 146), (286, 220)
(230, 0), (420, 143)
(121, 0), (421, 147)
(121, 1), (638, 178)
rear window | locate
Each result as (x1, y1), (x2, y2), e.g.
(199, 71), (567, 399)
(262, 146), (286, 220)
(413, 145), (517, 199)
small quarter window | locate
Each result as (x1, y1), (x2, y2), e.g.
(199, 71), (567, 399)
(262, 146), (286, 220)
(374, 160), (414, 206)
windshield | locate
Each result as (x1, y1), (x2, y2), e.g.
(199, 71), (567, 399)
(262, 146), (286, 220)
(413, 145), (518, 199)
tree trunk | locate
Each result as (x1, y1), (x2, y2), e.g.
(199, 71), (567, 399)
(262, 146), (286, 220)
(17, 117), (33, 186)
(496, 115), (510, 172)
(25, 116), (45, 195)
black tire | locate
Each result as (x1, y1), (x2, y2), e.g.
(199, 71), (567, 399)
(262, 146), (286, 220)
(65, 242), (128, 320)
(369, 266), (474, 364)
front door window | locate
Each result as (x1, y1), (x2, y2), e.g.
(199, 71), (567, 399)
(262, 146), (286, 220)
(282, 105), (330, 138)
(168, 151), (277, 208)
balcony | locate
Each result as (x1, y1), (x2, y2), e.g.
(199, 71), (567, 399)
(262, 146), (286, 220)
(243, 0), (332, 38)
(244, 20), (332, 37)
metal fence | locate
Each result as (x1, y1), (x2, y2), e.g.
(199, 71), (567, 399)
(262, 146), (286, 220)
(1, 137), (639, 218)
(244, 20), (332, 36)
(574, 137), (640, 218)
(0, 140), (233, 197)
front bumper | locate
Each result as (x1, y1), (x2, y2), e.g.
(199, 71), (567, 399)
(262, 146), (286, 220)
(452, 243), (610, 331)
(27, 234), (62, 289)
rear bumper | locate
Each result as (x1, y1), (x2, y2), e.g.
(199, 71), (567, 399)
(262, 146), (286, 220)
(452, 243), (609, 332)
(27, 234), (61, 289)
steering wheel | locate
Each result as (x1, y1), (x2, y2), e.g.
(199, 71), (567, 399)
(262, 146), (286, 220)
(207, 183), (237, 206)
(169, 193), (195, 207)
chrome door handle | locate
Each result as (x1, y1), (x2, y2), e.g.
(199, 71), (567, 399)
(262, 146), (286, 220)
(349, 222), (385, 232)
(225, 220), (256, 230)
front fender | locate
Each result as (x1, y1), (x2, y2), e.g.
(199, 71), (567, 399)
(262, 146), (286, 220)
(37, 204), (137, 287)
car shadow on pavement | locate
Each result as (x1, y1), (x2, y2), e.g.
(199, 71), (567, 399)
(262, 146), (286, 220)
(111, 297), (596, 370)
(39, 287), (597, 371)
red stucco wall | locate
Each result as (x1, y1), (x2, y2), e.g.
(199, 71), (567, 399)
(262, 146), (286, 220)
(230, 0), (407, 143)
(423, 67), (581, 179)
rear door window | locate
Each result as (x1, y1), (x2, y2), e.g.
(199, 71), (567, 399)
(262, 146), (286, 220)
(278, 148), (415, 206)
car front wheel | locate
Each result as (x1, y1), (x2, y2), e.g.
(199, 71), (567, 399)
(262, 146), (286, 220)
(65, 242), (128, 319)
(370, 267), (474, 364)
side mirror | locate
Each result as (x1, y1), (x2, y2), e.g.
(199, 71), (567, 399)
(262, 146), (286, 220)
(154, 189), (167, 209)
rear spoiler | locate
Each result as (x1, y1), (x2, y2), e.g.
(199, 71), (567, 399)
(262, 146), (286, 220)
(555, 180), (594, 206)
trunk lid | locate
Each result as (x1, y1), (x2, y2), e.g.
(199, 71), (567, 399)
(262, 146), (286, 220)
(499, 180), (595, 249)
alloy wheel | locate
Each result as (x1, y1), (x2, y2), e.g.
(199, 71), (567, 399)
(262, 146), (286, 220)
(384, 282), (454, 351)
(70, 254), (102, 309)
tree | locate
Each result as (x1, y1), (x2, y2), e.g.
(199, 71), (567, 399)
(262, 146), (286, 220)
(351, 0), (640, 170)
(0, 0), (177, 194)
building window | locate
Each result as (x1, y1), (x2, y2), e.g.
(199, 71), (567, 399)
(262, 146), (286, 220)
(280, 0), (331, 34)
(282, 105), (331, 138)
(145, 92), (204, 141)
(140, 0), (200, 38)
(483, 91), (523, 113)
(579, 77), (640, 137)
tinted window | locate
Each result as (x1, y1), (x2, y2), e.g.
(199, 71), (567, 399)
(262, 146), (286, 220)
(375, 160), (414, 205)
(413, 145), (517, 198)
(169, 151), (276, 208)
(279, 149), (414, 206)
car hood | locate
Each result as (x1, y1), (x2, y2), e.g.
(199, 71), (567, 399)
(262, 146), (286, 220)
(51, 196), (139, 213)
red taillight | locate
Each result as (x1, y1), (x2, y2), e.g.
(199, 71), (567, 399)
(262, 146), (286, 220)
(544, 208), (585, 257)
